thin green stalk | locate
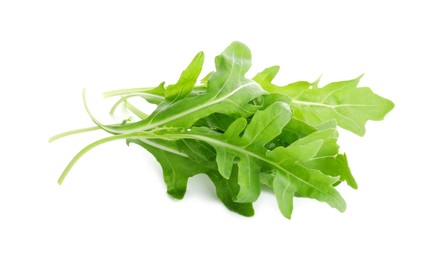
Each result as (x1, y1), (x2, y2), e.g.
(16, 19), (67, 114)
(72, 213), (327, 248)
(84, 89), (157, 135)
(124, 100), (149, 119)
(103, 88), (161, 98)
(109, 94), (150, 119)
(58, 132), (160, 184)
(49, 126), (102, 143)
(83, 89), (123, 135)
(109, 98), (125, 115)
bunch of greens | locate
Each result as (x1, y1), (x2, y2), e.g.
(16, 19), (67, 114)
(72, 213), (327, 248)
(51, 42), (394, 218)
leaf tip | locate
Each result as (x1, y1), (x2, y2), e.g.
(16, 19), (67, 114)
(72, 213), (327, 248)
(268, 65), (281, 72)
(351, 182), (359, 190)
(167, 189), (186, 200)
(282, 211), (293, 219)
(312, 74), (322, 88)
(193, 51), (205, 65)
(385, 98), (395, 113)
(336, 198), (347, 212)
(355, 128), (367, 137)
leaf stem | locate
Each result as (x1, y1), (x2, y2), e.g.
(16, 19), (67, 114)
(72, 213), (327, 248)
(109, 95), (150, 119)
(58, 132), (158, 185)
(124, 100), (149, 119)
(102, 88), (161, 98)
(49, 126), (101, 143)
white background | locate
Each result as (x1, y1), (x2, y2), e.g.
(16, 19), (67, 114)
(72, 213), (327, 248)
(1, 0), (440, 259)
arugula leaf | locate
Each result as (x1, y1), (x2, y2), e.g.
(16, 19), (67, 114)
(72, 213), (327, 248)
(129, 138), (194, 199)
(129, 138), (254, 216)
(254, 66), (394, 136)
(156, 103), (345, 214)
(164, 52), (205, 102)
(265, 129), (346, 217)
(52, 41), (394, 219)
(210, 102), (292, 202)
(95, 41), (266, 134)
(193, 113), (236, 133)
(105, 51), (204, 114)
(178, 139), (254, 216)
(272, 174), (297, 219)
(262, 109), (356, 189)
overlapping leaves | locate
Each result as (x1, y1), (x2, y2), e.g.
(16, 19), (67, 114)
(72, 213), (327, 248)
(52, 41), (394, 219)
(254, 66), (394, 136)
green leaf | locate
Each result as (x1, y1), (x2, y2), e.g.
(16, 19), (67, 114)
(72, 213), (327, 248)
(160, 102), (345, 215)
(254, 66), (394, 136)
(254, 66), (312, 96)
(129, 138), (254, 216)
(165, 52), (205, 102)
(199, 71), (214, 87)
(265, 128), (346, 216)
(302, 153), (357, 189)
(260, 97), (356, 189)
(129, 138), (196, 199)
(200, 102), (292, 203)
(194, 113), (236, 133)
(54, 41), (394, 219)
(276, 124), (357, 189)
(273, 174), (297, 219)
(98, 41), (266, 134)
(293, 126), (357, 189)
(178, 139), (254, 216)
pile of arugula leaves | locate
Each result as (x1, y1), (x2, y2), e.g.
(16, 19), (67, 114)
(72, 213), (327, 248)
(51, 42), (393, 218)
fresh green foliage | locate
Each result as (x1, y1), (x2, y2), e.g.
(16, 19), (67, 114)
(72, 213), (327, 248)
(50, 41), (394, 219)
(129, 138), (254, 216)
(254, 66), (394, 136)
